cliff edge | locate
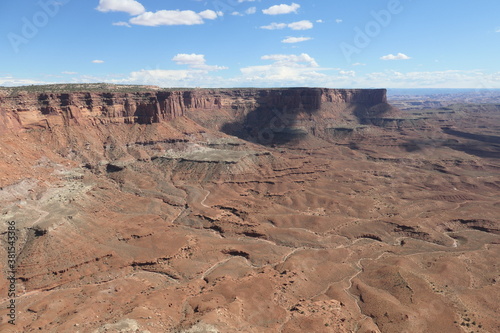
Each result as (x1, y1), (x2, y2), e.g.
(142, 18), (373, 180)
(0, 87), (390, 134)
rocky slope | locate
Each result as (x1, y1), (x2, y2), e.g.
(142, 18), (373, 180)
(0, 86), (498, 333)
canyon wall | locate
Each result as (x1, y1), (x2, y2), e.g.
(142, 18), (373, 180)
(0, 88), (387, 133)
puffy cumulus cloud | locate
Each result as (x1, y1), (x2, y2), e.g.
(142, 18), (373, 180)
(172, 53), (227, 71)
(198, 9), (218, 20)
(172, 53), (206, 67)
(235, 53), (328, 86)
(261, 20), (312, 30)
(261, 53), (319, 67)
(282, 37), (312, 43)
(380, 53), (411, 60)
(96, 0), (145, 16)
(130, 9), (220, 26)
(92, 60), (105, 63)
(262, 3), (300, 15)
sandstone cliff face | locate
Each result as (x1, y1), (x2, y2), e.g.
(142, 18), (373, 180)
(0, 88), (387, 132)
(0, 91), (188, 129)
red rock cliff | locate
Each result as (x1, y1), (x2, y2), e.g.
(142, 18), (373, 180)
(0, 88), (387, 133)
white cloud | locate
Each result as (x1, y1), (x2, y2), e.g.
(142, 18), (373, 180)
(0, 77), (48, 86)
(124, 69), (194, 86)
(237, 53), (328, 86)
(380, 53), (411, 60)
(316, 19), (323, 23)
(172, 54), (206, 66)
(360, 69), (499, 88)
(96, 0), (145, 16)
(282, 37), (312, 43)
(261, 53), (319, 67)
(352, 62), (366, 66)
(92, 60), (105, 64)
(198, 9), (218, 20)
(287, 20), (313, 30)
(261, 20), (313, 30)
(136, 69), (189, 81)
(339, 70), (355, 77)
(112, 21), (131, 28)
(22, 62), (500, 89)
(113, 67), (224, 87)
(263, 3), (300, 15)
(335, 19), (343, 24)
(172, 53), (227, 71)
(129, 9), (220, 26)
(62, 71), (78, 75)
(108, 54), (227, 87)
(260, 22), (287, 30)
(496, 27), (500, 33)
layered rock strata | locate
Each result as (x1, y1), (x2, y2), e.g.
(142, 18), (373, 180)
(0, 88), (387, 131)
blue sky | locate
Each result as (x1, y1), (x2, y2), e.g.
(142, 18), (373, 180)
(1, 0), (499, 88)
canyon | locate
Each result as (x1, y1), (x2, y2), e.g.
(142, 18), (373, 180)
(0, 85), (498, 333)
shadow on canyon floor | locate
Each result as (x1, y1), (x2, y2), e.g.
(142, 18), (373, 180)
(442, 127), (500, 144)
(220, 89), (323, 145)
(401, 137), (500, 159)
(220, 89), (392, 146)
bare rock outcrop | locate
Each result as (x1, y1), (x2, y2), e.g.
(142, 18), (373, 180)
(0, 88), (388, 132)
